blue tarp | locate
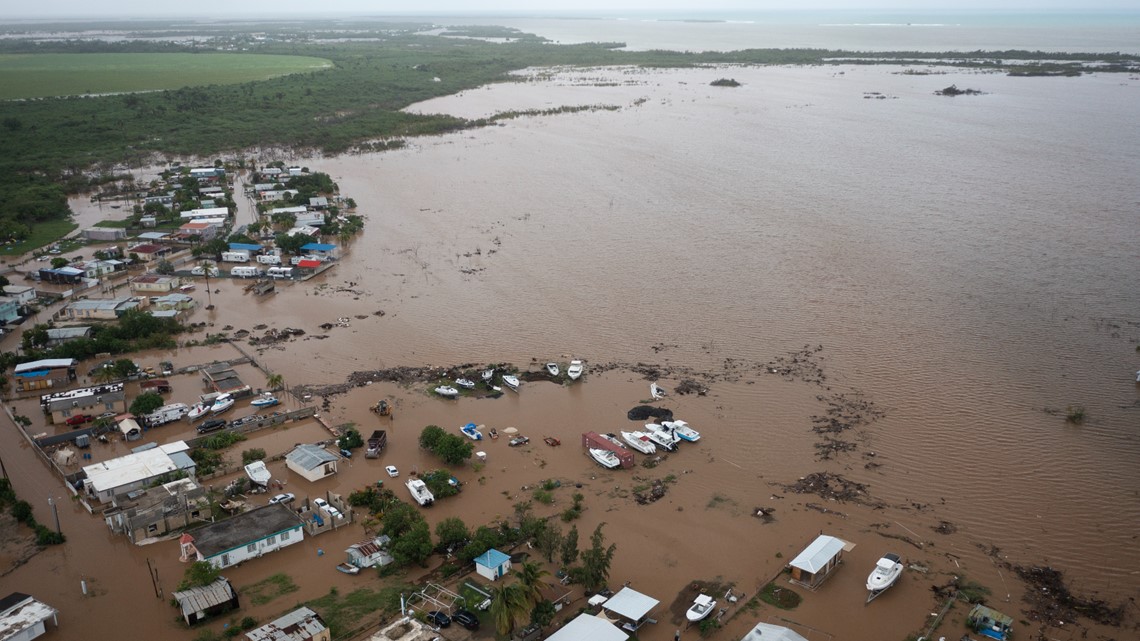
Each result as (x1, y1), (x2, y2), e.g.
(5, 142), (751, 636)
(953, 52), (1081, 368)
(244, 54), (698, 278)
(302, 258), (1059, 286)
(300, 243), (336, 252)
(228, 243), (262, 251)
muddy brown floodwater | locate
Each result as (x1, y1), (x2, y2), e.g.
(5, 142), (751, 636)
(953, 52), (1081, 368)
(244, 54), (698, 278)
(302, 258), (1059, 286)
(2, 64), (1139, 641)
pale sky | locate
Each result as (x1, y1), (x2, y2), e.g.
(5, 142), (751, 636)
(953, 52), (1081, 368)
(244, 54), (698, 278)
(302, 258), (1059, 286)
(4, 2), (1132, 21)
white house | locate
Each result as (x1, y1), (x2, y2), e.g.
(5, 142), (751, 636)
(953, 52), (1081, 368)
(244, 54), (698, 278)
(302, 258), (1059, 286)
(600, 587), (660, 633)
(180, 503), (304, 569)
(81, 441), (195, 505)
(474, 548), (512, 581)
(0, 592), (59, 641)
(545, 614), (627, 641)
(788, 534), (848, 589)
(345, 535), (393, 569)
(285, 445), (339, 482)
(739, 622), (811, 641)
(180, 207), (230, 220)
(3, 285), (37, 305)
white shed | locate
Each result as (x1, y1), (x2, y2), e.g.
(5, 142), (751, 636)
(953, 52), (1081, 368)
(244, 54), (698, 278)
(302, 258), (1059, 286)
(600, 587), (659, 632)
(545, 614), (627, 641)
(739, 622), (811, 641)
(284, 444), (339, 482)
(474, 548), (512, 581)
(788, 534), (849, 589)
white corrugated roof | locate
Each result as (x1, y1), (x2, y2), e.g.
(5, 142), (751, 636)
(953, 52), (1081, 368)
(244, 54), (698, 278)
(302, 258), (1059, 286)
(739, 622), (810, 641)
(601, 587), (659, 621)
(286, 444), (339, 471)
(789, 535), (846, 573)
(83, 441), (189, 493)
(14, 358), (75, 373)
(545, 614), (627, 641)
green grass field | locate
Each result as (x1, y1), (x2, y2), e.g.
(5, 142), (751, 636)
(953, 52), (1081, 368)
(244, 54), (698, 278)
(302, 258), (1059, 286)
(0, 220), (77, 257)
(0, 53), (333, 99)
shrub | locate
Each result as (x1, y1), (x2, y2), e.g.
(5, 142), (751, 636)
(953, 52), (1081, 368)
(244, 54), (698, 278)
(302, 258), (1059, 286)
(1065, 405), (1086, 424)
(241, 448), (266, 465)
(533, 489), (554, 505)
(11, 500), (33, 523)
(35, 525), (65, 545)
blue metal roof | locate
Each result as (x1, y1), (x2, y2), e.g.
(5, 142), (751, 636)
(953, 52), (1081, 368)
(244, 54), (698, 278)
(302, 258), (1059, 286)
(228, 243), (262, 251)
(474, 548), (511, 568)
(300, 243), (336, 252)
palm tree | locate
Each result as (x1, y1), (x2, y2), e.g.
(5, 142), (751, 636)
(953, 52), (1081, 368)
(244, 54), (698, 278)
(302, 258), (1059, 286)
(266, 373), (284, 391)
(515, 561), (551, 609)
(490, 583), (530, 636)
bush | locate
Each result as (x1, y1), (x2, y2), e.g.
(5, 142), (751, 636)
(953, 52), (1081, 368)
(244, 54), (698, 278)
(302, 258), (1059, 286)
(11, 500), (33, 523)
(241, 448), (266, 465)
(35, 525), (65, 545)
(533, 489), (554, 505)
(698, 618), (721, 637)
(1065, 405), (1086, 424)
(419, 425), (445, 450)
(338, 427), (363, 450)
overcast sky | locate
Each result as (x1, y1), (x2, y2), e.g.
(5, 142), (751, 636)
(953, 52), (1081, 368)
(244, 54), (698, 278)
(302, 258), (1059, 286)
(5, 2), (1135, 20)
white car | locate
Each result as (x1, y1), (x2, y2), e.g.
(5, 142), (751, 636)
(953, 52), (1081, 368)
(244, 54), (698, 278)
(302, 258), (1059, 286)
(268, 493), (294, 505)
(385, 465), (399, 478)
(312, 497), (341, 519)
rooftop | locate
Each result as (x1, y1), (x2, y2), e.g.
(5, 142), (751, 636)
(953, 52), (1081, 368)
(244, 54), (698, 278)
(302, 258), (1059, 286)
(14, 358), (76, 374)
(739, 622), (810, 641)
(286, 444), (339, 471)
(545, 614), (627, 641)
(601, 587), (659, 622)
(245, 607), (327, 641)
(172, 577), (236, 621)
(0, 592), (58, 640)
(190, 503), (303, 559)
(82, 441), (191, 493)
(789, 535), (847, 573)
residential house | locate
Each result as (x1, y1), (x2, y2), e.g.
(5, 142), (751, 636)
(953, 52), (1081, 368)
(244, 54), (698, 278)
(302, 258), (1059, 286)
(0, 298), (20, 324)
(199, 186), (224, 197)
(739, 622), (811, 641)
(130, 275), (179, 293)
(128, 243), (172, 263)
(44, 327), (93, 348)
(2, 285), (36, 305)
(600, 587), (660, 633)
(258, 189), (299, 202)
(13, 359), (77, 393)
(61, 297), (141, 320)
(295, 211), (326, 227)
(80, 440), (195, 505)
(200, 363), (250, 396)
(474, 548), (512, 581)
(41, 383), (125, 424)
(76, 259), (125, 279)
(82, 227), (128, 242)
(151, 293), (195, 313)
(268, 205), (307, 218)
(135, 231), (170, 243)
(309, 196), (329, 210)
(179, 222), (219, 241)
(260, 167), (284, 178)
(244, 607), (329, 641)
(284, 445), (339, 482)
(144, 191), (175, 205)
(545, 614), (626, 641)
(0, 592), (59, 641)
(190, 167), (225, 182)
(172, 577), (239, 625)
(180, 207), (229, 221)
(139, 216), (157, 228)
(788, 534), (848, 589)
(286, 226), (321, 238)
(345, 535), (393, 569)
(37, 266), (85, 284)
(103, 477), (210, 543)
(179, 503), (304, 569)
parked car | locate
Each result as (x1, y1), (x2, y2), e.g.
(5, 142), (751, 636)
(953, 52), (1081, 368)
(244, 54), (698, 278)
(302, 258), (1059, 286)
(426, 611), (451, 629)
(385, 465), (399, 477)
(197, 419), (226, 434)
(269, 493), (295, 505)
(160, 361), (174, 376)
(65, 414), (93, 427)
(313, 497), (342, 519)
(452, 610), (479, 631)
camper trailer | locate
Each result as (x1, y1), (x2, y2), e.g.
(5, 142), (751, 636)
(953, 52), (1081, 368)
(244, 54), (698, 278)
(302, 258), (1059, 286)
(255, 254), (281, 265)
(145, 403), (190, 427)
(266, 266), (293, 280)
(221, 251), (251, 263)
(230, 266), (262, 278)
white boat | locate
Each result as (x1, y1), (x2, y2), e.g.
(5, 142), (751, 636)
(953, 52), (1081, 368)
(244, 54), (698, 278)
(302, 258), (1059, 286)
(244, 460), (271, 487)
(866, 553), (903, 593)
(650, 382), (667, 399)
(567, 360), (584, 380)
(686, 594), (717, 622)
(545, 362), (560, 377)
(589, 448), (621, 469)
(187, 402), (209, 421)
(455, 378), (476, 389)
(435, 386), (459, 398)
(210, 394), (235, 414)
(406, 478), (435, 506)
(251, 393), (279, 408)
(621, 431), (656, 454)
(501, 374), (520, 390)
(600, 433), (627, 449)
(664, 420), (701, 442)
(460, 423), (483, 440)
(643, 423), (678, 451)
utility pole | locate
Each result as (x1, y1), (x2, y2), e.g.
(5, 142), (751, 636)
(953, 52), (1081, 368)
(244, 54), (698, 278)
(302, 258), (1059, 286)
(48, 497), (61, 534)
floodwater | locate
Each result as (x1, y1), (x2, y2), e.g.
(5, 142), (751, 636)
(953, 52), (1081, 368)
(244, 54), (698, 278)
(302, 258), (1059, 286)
(3, 64), (1139, 641)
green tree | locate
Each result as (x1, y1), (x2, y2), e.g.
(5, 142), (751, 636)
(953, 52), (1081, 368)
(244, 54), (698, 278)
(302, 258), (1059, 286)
(419, 425), (446, 450)
(530, 600), (556, 628)
(533, 521), (562, 564)
(391, 520), (433, 566)
(435, 517), (470, 551)
(241, 448), (266, 465)
(338, 427), (363, 450)
(490, 583), (530, 636)
(21, 323), (50, 351)
(154, 259), (175, 275)
(180, 561), (220, 589)
(515, 561), (551, 609)
(578, 523), (617, 592)
(434, 433), (474, 465)
(458, 525), (503, 564)
(129, 392), (164, 416)
(111, 358), (139, 378)
(0, 275), (9, 288)
(380, 502), (423, 540)
(266, 373), (284, 390)
(560, 525), (579, 568)
(50, 257), (69, 269)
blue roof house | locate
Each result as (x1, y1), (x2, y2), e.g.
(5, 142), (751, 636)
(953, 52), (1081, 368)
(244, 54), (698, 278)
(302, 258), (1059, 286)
(474, 548), (512, 581)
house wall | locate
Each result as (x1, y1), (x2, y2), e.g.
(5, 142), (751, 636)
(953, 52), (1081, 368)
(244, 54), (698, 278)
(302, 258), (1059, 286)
(16, 370), (72, 392)
(475, 561), (510, 581)
(204, 524), (304, 569)
(285, 459), (337, 482)
(132, 281), (176, 293)
(63, 306), (121, 320)
(50, 397), (126, 424)
(7, 618), (47, 641)
(0, 299), (20, 323)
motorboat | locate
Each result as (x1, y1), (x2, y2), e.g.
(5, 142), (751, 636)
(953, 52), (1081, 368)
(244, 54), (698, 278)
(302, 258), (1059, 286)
(567, 360), (584, 380)
(187, 402), (209, 421)
(460, 423), (483, 440)
(336, 563), (361, 575)
(589, 448), (621, 469)
(455, 378), (476, 390)
(482, 368), (495, 382)
(650, 382), (667, 400)
(866, 553), (903, 594)
(501, 374), (520, 390)
(686, 594), (716, 622)
(406, 478), (435, 506)
(435, 386), (459, 398)
(601, 433), (628, 449)
(621, 431), (656, 454)
(664, 420), (700, 442)
(545, 362), (560, 377)
(210, 394), (235, 414)
(643, 423), (678, 451)
(251, 393), (279, 408)
(244, 461), (271, 487)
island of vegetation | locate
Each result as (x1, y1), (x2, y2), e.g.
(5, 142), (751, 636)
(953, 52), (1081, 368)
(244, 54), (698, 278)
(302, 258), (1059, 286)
(710, 78), (741, 87)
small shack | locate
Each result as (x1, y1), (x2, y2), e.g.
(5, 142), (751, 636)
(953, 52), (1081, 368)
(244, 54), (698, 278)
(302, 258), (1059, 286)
(739, 622), (811, 641)
(788, 534), (849, 589)
(345, 535), (393, 569)
(967, 604), (1014, 641)
(245, 606), (329, 641)
(474, 548), (512, 581)
(118, 418), (142, 442)
(171, 577), (239, 625)
(545, 614), (627, 641)
(285, 445), (339, 483)
(600, 586), (660, 633)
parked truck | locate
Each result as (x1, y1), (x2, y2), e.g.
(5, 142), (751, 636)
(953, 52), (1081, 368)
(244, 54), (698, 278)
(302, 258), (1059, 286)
(365, 430), (388, 458)
(144, 402), (190, 427)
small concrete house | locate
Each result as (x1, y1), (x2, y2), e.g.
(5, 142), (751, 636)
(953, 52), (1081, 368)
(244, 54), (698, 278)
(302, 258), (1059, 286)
(474, 548), (512, 581)
(81, 441), (195, 505)
(0, 592), (59, 641)
(3, 285), (37, 305)
(245, 607), (329, 641)
(130, 275), (179, 293)
(788, 534), (848, 589)
(13, 358), (77, 393)
(41, 383), (126, 424)
(62, 297), (140, 320)
(180, 503), (304, 569)
(345, 535), (393, 569)
(285, 445), (339, 482)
